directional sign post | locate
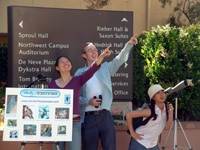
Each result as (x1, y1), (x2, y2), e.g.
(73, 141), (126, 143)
(8, 6), (133, 101)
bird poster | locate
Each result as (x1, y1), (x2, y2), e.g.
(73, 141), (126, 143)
(3, 88), (73, 141)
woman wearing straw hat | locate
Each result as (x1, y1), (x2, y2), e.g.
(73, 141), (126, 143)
(126, 84), (174, 150)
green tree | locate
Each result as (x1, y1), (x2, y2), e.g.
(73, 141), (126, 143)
(0, 45), (8, 107)
(84, 0), (110, 10)
(132, 34), (149, 109)
(159, 0), (200, 26)
(141, 24), (200, 121)
(0, 45), (8, 83)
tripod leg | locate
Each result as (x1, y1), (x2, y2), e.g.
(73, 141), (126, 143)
(55, 142), (60, 150)
(177, 120), (192, 150)
(39, 141), (43, 150)
(20, 141), (26, 150)
(173, 119), (178, 150)
(20, 145), (24, 150)
(162, 120), (174, 149)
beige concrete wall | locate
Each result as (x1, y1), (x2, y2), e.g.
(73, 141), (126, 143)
(0, 0), (87, 34)
(150, 0), (174, 27)
(0, 0), (181, 35)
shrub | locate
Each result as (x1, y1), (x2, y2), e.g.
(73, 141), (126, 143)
(0, 45), (8, 83)
(132, 34), (149, 109)
(141, 24), (200, 121)
(0, 45), (8, 108)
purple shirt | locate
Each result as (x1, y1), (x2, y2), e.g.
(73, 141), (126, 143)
(48, 63), (100, 115)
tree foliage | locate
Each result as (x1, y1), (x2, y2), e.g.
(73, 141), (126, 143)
(141, 24), (200, 121)
(84, 0), (110, 10)
(159, 0), (200, 25)
(132, 34), (149, 109)
(0, 45), (8, 108)
(0, 45), (8, 83)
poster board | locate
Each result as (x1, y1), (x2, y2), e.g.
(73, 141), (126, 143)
(8, 6), (133, 101)
(3, 88), (73, 141)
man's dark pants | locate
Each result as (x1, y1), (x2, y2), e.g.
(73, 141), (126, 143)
(82, 109), (116, 150)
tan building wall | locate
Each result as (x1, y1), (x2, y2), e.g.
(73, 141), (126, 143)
(0, 0), (179, 35)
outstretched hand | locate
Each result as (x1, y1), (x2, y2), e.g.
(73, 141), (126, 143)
(95, 45), (111, 66)
(128, 34), (138, 46)
(102, 45), (111, 57)
(167, 102), (174, 117)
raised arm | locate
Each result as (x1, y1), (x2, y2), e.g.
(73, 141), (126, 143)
(108, 34), (138, 75)
(95, 45), (111, 66)
(128, 34), (138, 46)
(78, 45), (111, 85)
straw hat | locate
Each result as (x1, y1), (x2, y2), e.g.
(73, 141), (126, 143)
(148, 84), (164, 100)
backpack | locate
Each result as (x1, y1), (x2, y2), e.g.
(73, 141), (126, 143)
(127, 103), (154, 135)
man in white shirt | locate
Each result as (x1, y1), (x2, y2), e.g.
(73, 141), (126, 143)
(75, 36), (138, 150)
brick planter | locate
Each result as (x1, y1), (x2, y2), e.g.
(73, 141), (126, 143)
(1, 122), (200, 150)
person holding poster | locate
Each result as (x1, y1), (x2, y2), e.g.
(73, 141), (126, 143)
(48, 47), (111, 150)
(74, 35), (138, 150)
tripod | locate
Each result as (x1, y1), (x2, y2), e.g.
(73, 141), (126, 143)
(162, 93), (192, 150)
(20, 141), (60, 150)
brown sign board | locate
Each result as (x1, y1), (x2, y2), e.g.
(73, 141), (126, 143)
(7, 6), (133, 101)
